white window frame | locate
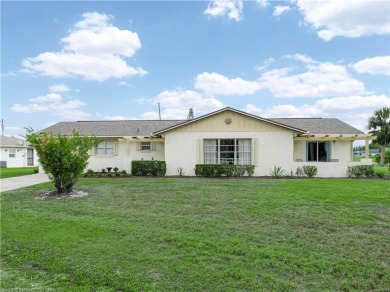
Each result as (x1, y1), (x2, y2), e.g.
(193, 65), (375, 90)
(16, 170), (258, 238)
(204, 139), (252, 165)
(9, 148), (16, 158)
(141, 142), (151, 152)
(307, 141), (330, 162)
(96, 141), (114, 155)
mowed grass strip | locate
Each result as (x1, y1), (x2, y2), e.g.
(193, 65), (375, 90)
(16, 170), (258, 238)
(0, 167), (38, 179)
(1, 178), (389, 291)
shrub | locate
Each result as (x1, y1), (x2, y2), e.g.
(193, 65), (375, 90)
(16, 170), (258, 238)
(83, 169), (96, 177)
(176, 167), (185, 176)
(195, 164), (255, 177)
(295, 167), (304, 177)
(245, 165), (255, 177)
(233, 165), (246, 177)
(131, 160), (166, 176)
(374, 150), (390, 165)
(269, 166), (285, 178)
(26, 128), (99, 194)
(376, 170), (385, 178)
(347, 165), (375, 178)
(302, 165), (318, 178)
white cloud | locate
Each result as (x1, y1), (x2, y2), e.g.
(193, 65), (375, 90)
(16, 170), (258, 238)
(49, 83), (70, 93)
(244, 94), (390, 132)
(314, 95), (390, 112)
(21, 12), (146, 81)
(285, 53), (318, 65)
(11, 93), (89, 120)
(29, 93), (63, 103)
(256, 0), (269, 8)
(204, 0), (243, 21)
(295, 0), (390, 41)
(141, 89), (224, 119)
(103, 115), (132, 120)
(195, 72), (263, 96)
(258, 61), (366, 98)
(273, 5), (290, 17)
(62, 12), (141, 58)
(353, 56), (390, 76)
(243, 104), (263, 115)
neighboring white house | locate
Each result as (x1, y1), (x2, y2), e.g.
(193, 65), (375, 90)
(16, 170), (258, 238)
(0, 136), (38, 168)
(43, 107), (376, 177)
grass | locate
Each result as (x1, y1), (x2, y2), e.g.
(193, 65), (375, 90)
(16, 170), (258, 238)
(1, 178), (389, 291)
(0, 167), (38, 179)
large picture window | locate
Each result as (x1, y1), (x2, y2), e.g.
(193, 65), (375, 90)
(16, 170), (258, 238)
(204, 139), (251, 165)
(307, 141), (330, 162)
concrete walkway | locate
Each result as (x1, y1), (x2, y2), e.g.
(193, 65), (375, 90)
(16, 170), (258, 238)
(0, 173), (50, 192)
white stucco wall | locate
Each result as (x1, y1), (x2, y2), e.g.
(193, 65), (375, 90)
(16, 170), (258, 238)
(164, 131), (295, 176)
(0, 147), (39, 168)
(164, 132), (367, 177)
(294, 140), (353, 163)
(86, 141), (165, 173)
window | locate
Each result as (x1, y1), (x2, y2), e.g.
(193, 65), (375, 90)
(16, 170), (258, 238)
(204, 139), (251, 165)
(141, 142), (151, 151)
(96, 141), (114, 155)
(307, 141), (330, 162)
(9, 149), (16, 158)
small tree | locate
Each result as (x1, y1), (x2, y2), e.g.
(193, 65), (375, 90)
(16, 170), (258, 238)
(26, 128), (99, 194)
(367, 107), (390, 166)
(187, 108), (194, 120)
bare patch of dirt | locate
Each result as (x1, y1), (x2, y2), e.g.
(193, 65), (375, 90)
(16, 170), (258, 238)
(35, 190), (89, 200)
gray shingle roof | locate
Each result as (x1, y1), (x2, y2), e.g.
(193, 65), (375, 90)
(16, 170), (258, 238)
(43, 120), (185, 137)
(42, 111), (364, 137)
(0, 136), (26, 147)
(269, 118), (364, 134)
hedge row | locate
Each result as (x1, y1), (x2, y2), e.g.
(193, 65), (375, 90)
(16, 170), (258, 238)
(347, 165), (375, 178)
(131, 160), (166, 176)
(195, 164), (255, 177)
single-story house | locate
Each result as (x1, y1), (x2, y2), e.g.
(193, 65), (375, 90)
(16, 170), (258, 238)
(0, 135), (39, 168)
(43, 107), (376, 177)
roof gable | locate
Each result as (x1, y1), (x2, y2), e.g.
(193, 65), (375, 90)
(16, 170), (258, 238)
(153, 107), (307, 134)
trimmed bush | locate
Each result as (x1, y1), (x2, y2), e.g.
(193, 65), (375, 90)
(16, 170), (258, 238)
(376, 170), (385, 178)
(302, 165), (318, 178)
(131, 160), (166, 176)
(26, 129), (99, 194)
(347, 165), (375, 178)
(195, 164), (255, 177)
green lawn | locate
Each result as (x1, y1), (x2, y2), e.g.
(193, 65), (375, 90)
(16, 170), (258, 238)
(0, 167), (38, 179)
(1, 178), (389, 291)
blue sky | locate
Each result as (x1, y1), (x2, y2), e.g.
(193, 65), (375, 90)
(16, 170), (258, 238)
(2, 0), (390, 138)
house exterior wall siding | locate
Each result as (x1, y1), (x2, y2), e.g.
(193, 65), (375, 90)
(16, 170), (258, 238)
(86, 140), (165, 173)
(0, 147), (39, 168)
(164, 131), (295, 176)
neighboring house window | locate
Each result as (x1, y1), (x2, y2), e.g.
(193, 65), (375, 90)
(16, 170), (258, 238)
(9, 149), (16, 158)
(96, 141), (114, 155)
(204, 139), (251, 165)
(141, 142), (151, 151)
(307, 141), (330, 162)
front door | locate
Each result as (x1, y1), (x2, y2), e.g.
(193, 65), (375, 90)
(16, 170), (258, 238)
(27, 149), (34, 166)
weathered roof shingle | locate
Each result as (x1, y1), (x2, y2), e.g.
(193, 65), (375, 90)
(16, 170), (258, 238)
(43, 120), (185, 137)
(269, 118), (364, 134)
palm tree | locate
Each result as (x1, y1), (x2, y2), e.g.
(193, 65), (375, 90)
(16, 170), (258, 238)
(367, 107), (390, 166)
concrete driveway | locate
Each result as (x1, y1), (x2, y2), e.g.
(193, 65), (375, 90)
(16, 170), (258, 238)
(0, 173), (50, 192)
